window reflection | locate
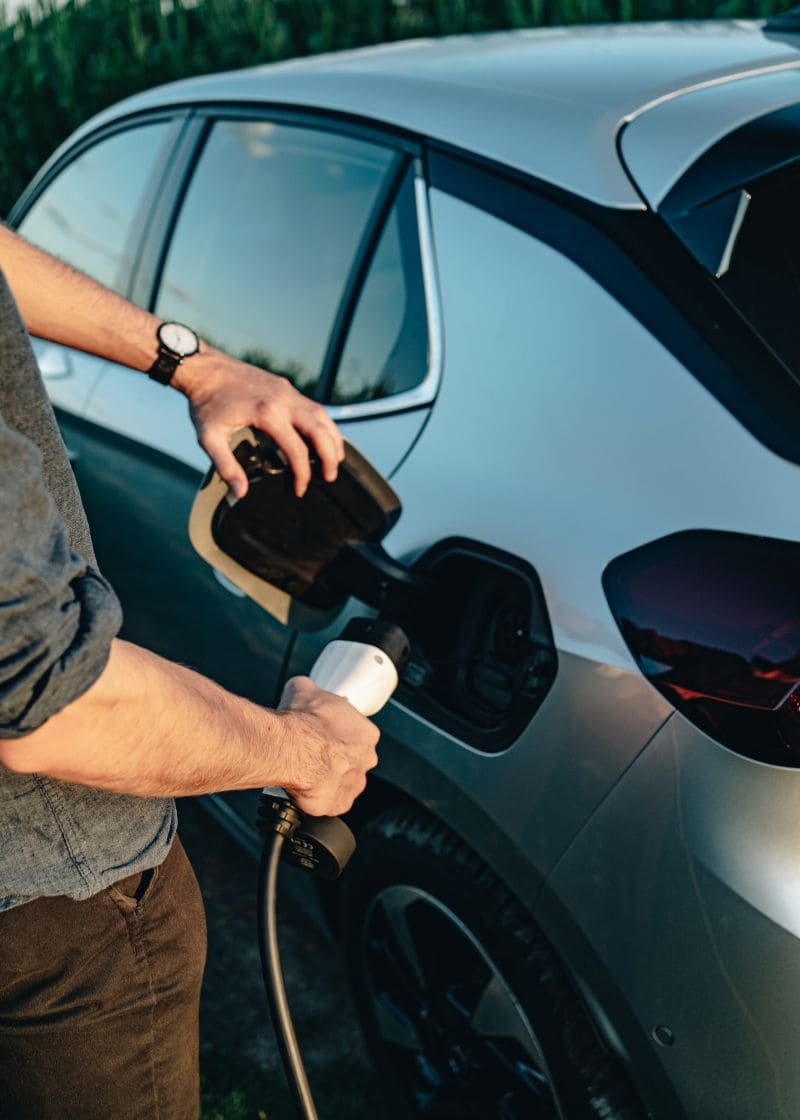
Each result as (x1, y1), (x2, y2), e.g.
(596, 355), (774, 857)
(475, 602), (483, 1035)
(19, 123), (171, 295)
(334, 169), (428, 405)
(156, 120), (395, 395)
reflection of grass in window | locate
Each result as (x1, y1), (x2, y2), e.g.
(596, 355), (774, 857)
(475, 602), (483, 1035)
(238, 347), (317, 397)
(196, 334), (317, 397)
(333, 376), (390, 405)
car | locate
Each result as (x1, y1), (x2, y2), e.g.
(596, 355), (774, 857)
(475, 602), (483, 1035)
(10, 17), (800, 1118)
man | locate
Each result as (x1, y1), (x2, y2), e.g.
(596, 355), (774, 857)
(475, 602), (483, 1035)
(0, 224), (380, 1119)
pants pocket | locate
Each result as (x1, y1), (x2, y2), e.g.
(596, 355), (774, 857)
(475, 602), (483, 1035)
(107, 862), (160, 912)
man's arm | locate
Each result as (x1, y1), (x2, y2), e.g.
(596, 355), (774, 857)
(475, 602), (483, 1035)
(0, 638), (379, 818)
(0, 224), (344, 499)
(0, 404), (376, 817)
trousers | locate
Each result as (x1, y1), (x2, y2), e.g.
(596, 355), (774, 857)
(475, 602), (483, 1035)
(0, 836), (207, 1120)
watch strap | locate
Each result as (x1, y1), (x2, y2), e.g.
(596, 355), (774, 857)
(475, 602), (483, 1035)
(148, 349), (181, 385)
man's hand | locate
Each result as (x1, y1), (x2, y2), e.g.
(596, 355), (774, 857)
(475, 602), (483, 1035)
(278, 676), (380, 818)
(172, 348), (345, 500)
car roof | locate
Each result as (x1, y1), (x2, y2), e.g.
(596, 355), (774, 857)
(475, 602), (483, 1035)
(69, 22), (800, 209)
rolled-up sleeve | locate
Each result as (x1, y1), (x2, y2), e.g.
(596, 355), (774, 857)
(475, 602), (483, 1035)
(0, 421), (122, 737)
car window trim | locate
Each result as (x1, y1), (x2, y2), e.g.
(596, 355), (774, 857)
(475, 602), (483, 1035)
(326, 167), (443, 423)
(146, 109), (411, 333)
(12, 101), (445, 424)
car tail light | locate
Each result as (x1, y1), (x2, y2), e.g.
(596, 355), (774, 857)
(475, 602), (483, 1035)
(602, 531), (800, 766)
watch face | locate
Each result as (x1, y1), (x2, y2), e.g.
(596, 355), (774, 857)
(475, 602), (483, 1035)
(158, 321), (199, 358)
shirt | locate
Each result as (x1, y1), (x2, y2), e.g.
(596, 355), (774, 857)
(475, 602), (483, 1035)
(0, 269), (175, 910)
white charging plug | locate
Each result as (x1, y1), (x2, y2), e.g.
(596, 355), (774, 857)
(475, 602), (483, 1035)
(308, 639), (399, 716)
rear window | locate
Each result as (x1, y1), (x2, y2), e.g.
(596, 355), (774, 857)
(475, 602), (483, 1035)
(714, 169), (800, 378)
(660, 104), (800, 385)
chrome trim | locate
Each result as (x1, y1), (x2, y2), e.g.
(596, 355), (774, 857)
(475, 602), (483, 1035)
(717, 189), (751, 278)
(326, 172), (443, 422)
(620, 58), (800, 126)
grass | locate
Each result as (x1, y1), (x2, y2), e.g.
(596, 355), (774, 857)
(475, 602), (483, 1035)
(202, 1089), (265, 1120)
(2, 0), (797, 217)
(201, 1070), (275, 1120)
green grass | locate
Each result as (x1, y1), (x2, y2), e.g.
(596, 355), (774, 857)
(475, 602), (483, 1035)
(200, 1051), (281, 1120)
(199, 1058), (385, 1120)
(202, 1089), (265, 1120)
(2, 0), (797, 217)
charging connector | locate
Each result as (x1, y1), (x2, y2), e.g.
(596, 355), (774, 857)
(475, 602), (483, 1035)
(257, 795), (356, 880)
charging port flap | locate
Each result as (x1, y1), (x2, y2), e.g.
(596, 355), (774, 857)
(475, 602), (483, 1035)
(189, 427), (406, 631)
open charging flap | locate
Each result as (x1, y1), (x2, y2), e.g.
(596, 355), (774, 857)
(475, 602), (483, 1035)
(189, 427), (420, 631)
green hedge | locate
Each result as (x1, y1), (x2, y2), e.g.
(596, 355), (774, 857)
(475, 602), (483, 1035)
(0, 0), (794, 216)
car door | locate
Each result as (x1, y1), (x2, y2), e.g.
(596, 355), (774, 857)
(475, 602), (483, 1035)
(15, 107), (438, 740)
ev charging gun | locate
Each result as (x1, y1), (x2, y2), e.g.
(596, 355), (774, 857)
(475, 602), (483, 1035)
(260, 616), (410, 881)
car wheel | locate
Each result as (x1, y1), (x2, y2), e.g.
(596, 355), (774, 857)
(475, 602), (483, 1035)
(340, 805), (644, 1120)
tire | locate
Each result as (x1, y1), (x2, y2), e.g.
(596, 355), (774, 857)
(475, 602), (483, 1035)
(340, 805), (645, 1120)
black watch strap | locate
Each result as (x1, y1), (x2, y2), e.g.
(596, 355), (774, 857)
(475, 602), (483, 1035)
(148, 349), (181, 385)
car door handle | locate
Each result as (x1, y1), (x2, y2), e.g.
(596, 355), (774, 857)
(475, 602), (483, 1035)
(37, 344), (73, 379)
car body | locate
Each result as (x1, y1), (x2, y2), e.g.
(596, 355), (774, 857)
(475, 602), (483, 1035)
(10, 20), (800, 1118)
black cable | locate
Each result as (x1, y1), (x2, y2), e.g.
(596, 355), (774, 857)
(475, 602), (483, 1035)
(257, 830), (319, 1120)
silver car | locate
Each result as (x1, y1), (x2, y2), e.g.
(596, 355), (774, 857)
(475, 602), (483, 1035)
(10, 19), (800, 1119)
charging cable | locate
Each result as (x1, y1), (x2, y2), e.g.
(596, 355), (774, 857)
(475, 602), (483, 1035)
(256, 618), (410, 1120)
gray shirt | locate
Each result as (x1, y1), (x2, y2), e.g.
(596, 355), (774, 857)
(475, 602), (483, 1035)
(0, 270), (175, 910)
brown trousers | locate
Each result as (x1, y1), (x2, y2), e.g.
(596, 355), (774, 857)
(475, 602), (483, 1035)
(0, 837), (207, 1120)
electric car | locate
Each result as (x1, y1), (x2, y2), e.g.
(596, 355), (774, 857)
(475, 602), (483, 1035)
(10, 18), (800, 1118)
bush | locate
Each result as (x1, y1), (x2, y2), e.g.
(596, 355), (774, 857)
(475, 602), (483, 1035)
(0, 0), (795, 216)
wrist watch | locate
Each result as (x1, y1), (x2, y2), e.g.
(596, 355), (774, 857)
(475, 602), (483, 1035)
(148, 321), (200, 384)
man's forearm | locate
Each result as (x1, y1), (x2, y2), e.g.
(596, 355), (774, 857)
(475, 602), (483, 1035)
(0, 223), (158, 371)
(0, 222), (237, 384)
(0, 639), (315, 798)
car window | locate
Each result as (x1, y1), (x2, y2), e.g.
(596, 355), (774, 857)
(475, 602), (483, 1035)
(656, 106), (800, 393)
(664, 161), (800, 386)
(154, 119), (397, 396)
(331, 167), (428, 405)
(17, 122), (172, 296)
(714, 169), (800, 383)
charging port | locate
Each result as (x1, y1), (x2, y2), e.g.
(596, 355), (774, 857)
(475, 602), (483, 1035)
(395, 538), (557, 752)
